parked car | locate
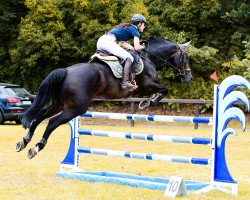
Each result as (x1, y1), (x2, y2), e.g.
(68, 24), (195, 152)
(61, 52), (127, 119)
(0, 83), (35, 124)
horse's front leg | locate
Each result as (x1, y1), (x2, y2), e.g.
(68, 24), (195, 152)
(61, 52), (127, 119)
(149, 83), (168, 106)
(138, 80), (168, 109)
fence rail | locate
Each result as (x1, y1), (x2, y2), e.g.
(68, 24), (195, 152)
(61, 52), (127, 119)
(92, 98), (214, 129)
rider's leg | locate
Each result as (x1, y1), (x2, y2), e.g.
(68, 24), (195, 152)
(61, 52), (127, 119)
(97, 35), (137, 89)
(121, 58), (137, 89)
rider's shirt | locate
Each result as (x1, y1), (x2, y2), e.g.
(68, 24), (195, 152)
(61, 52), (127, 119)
(108, 25), (140, 41)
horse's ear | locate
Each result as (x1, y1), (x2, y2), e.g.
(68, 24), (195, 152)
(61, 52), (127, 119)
(182, 41), (192, 46)
(179, 41), (192, 52)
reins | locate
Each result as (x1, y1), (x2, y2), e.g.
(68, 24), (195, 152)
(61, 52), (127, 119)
(143, 48), (180, 70)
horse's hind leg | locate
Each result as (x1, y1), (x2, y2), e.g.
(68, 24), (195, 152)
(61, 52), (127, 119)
(27, 109), (81, 159)
(16, 118), (40, 152)
(16, 109), (60, 152)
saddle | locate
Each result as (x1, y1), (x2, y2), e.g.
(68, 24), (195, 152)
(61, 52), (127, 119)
(90, 50), (144, 79)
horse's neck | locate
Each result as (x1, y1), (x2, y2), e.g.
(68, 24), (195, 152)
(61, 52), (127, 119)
(147, 39), (178, 58)
(145, 55), (157, 67)
(143, 50), (165, 69)
(146, 44), (179, 69)
(142, 54), (158, 73)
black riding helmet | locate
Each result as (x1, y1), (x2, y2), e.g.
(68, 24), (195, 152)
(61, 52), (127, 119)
(131, 14), (147, 24)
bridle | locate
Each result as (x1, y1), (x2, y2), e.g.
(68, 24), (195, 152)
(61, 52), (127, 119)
(142, 43), (191, 77)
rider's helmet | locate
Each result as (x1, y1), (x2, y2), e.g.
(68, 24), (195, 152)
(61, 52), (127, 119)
(131, 14), (147, 24)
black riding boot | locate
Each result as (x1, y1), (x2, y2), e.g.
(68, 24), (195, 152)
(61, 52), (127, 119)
(121, 59), (138, 90)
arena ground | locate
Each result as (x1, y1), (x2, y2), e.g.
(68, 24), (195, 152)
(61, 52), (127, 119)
(0, 121), (249, 200)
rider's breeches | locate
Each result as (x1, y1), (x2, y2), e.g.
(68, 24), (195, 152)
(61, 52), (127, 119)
(97, 34), (134, 62)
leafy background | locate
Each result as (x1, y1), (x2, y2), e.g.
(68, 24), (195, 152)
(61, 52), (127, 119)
(0, 0), (249, 110)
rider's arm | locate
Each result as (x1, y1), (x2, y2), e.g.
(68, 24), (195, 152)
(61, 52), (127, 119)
(133, 37), (145, 51)
(119, 41), (134, 50)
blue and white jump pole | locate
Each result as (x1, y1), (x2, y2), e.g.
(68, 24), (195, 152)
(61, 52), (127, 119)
(56, 75), (250, 195)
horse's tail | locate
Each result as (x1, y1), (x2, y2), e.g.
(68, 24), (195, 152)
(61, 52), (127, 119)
(22, 68), (67, 128)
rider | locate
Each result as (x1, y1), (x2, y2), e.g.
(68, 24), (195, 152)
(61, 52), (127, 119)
(97, 14), (146, 90)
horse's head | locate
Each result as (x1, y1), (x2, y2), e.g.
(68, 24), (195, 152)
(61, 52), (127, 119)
(173, 41), (193, 83)
(144, 38), (193, 83)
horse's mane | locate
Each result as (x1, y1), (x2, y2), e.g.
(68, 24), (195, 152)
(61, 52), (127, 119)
(144, 37), (179, 56)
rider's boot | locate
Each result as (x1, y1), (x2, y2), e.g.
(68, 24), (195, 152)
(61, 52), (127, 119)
(121, 59), (138, 90)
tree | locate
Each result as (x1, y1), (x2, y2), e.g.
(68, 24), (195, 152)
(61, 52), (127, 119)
(0, 0), (27, 83)
(2, 0), (249, 103)
(10, 0), (82, 91)
(10, 0), (148, 91)
(145, 0), (250, 103)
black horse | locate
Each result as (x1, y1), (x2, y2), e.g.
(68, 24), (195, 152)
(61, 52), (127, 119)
(16, 38), (192, 159)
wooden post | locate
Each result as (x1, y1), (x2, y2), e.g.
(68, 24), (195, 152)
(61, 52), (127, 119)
(194, 103), (199, 129)
(130, 101), (135, 127)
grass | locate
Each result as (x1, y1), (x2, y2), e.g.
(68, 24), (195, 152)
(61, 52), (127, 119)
(0, 122), (250, 200)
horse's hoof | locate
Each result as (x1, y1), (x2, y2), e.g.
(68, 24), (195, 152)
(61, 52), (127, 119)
(139, 99), (151, 109)
(27, 148), (37, 159)
(16, 141), (26, 152)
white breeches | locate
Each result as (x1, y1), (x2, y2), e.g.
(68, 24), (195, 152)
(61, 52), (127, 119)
(97, 34), (134, 62)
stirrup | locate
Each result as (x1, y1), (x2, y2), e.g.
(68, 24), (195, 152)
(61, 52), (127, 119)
(121, 81), (138, 90)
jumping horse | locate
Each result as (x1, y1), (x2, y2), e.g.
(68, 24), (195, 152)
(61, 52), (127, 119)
(16, 38), (193, 159)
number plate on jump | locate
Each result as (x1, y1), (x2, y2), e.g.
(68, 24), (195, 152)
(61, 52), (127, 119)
(22, 101), (31, 105)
